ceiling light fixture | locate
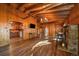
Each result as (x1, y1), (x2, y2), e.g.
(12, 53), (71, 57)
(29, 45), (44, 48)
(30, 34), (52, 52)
(45, 17), (48, 22)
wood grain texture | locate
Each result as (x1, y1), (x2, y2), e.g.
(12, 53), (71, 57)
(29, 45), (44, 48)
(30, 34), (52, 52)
(0, 38), (76, 56)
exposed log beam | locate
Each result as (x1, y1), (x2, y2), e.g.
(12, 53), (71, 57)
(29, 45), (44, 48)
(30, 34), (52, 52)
(55, 11), (70, 16)
(41, 20), (64, 25)
(29, 9), (71, 15)
(49, 3), (74, 10)
(8, 7), (29, 19)
(8, 3), (75, 20)
(19, 4), (34, 12)
(25, 4), (63, 14)
(54, 10), (71, 14)
(32, 5), (74, 16)
(16, 3), (25, 10)
(41, 3), (63, 11)
(26, 4), (52, 12)
(26, 10), (71, 20)
(25, 4), (73, 15)
(23, 4), (40, 12)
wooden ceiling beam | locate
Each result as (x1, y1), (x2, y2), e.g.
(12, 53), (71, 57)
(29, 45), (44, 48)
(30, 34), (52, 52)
(49, 3), (74, 10)
(25, 4), (63, 14)
(8, 3), (74, 20)
(23, 4), (39, 12)
(41, 3), (63, 11)
(24, 4), (73, 16)
(16, 3), (25, 10)
(19, 4), (34, 12)
(26, 4), (52, 12)
(32, 5), (74, 16)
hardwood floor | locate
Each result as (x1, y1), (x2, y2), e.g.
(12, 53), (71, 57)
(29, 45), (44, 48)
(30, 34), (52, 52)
(0, 37), (76, 56)
(10, 39), (51, 56)
(0, 45), (10, 56)
(0, 38), (54, 56)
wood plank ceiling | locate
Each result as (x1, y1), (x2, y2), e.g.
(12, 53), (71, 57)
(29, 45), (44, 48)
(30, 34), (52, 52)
(8, 3), (75, 23)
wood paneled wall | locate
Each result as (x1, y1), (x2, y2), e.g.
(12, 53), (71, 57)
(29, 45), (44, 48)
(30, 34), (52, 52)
(0, 4), (10, 46)
(68, 4), (79, 24)
(40, 23), (62, 38)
